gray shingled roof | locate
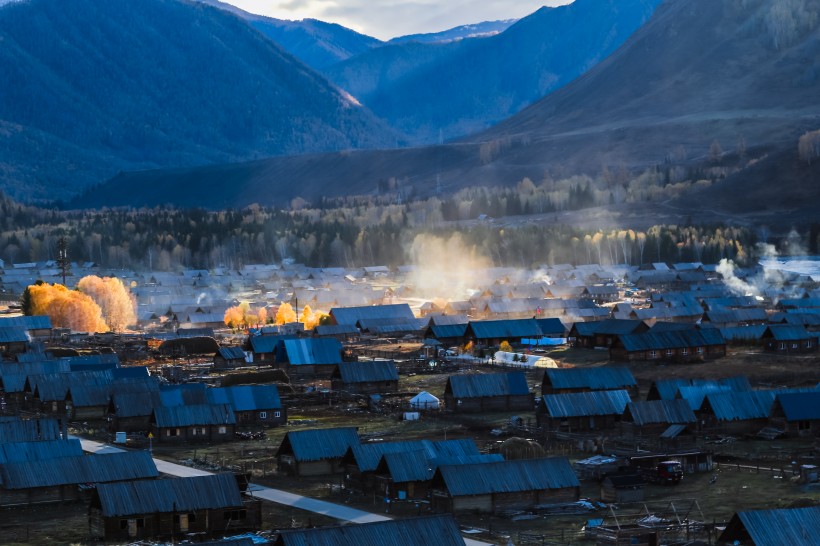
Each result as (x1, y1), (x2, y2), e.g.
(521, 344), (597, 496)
(627, 399), (696, 425)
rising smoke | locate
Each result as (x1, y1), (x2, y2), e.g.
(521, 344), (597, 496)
(404, 233), (494, 302)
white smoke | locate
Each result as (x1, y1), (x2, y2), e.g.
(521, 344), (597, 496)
(717, 259), (757, 297)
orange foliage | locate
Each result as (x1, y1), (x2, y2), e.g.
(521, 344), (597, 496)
(77, 275), (137, 332)
(299, 305), (327, 330)
(224, 302), (267, 330)
(26, 282), (107, 332)
(274, 302), (297, 325)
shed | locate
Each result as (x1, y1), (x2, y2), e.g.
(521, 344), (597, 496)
(276, 427), (359, 476)
(431, 457), (580, 513)
(443, 372), (533, 413)
(89, 473), (261, 542)
(601, 473), (646, 503)
(0, 327), (30, 356)
(569, 319), (647, 349)
(623, 399), (696, 436)
(464, 318), (543, 346)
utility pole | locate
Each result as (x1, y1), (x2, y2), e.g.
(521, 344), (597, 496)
(56, 236), (70, 285)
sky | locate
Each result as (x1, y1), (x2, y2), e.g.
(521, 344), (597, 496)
(222, 0), (574, 41)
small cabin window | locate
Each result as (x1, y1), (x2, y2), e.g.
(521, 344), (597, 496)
(218, 426), (227, 434)
(274, 411), (281, 418)
(259, 412), (267, 419)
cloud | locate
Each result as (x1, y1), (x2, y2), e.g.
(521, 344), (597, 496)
(225, 0), (573, 40)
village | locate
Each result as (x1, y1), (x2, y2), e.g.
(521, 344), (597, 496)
(0, 258), (819, 545)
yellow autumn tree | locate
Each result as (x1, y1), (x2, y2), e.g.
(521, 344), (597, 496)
(274, 302), (297, 325)
(26, 282), (107, 332)
(224, 305), (245, 330)
(257, 307), (268, 326)
(77, 275), (137, 332)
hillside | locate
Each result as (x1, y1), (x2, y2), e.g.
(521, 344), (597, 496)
(73, 0), (820, 225)
(387, 19), (517, 45)
(0, 0), (396, 202)
(195, 0), (382, 70)
(325, 0), (663, 143)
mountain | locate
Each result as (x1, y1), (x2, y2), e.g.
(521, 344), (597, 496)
(0, 0), (396, 202)
(194, 0), (382, 70)
(75, 0), (820, 225)
(325, 0), (663, 143)
(388, 19), (517, 45)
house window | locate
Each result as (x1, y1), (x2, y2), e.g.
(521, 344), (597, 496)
(218, 426), (227, 434)
(780, 342), (786, 350)
(649, 350), (657, 359)
(697, 347), (704, 354)
(274, 411), (281, 418)
(681, 348), (689, 356)
(666, 349), (673, 356)
(224, 510), (247, 521)
(259, 411), (267, 419)
(792, 343), (798, 349)
(807, 340), (814, 348)
(166, 428), (180, 437)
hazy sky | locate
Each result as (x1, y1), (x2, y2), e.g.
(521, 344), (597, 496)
(222, 1), (574, 41)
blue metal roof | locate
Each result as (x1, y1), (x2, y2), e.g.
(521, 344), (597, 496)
(152, 404), (236, 427)
(544, 367), (636, 390)
(0, 327), (29, 343)
(218, 346), (247, 360)
(159, 383), (209, 406)
(627, 399), (696, 425)
(572, 319), (645, 336)
(434, 457), (579, 496)
(0, 315), (52, 330)
(0, 451), (158, 489)
(775, 391), (820, 421)
(275, 515), (466, 546)
(676, 385), (732, 410)
(721, 505), (820, 546)
(95, 473), (242, 516)
(446, 372), (530, 398)
(0, 418), (62, 442)
(719, 325), (767, 342)
(763, 324), (815, 341)
(703, 391), (776, 421)
(0, 439), (83, 464)
(283, 338), (343, 365)
(535, 318), (567, 335)
(649, 376), (751, 400)
(330, 304), (415, 326)
(350, 438), (479, 472)
(541, 390), (631, 418)
(428, 323), (468, 339)
(207, 385), (282, 412)
(466, 318), (543, 340)
(334, 361), (399, 383)
(618, 329), (725, 352)
(277, 427), (359, 462)
(381, 451), (503, 483)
